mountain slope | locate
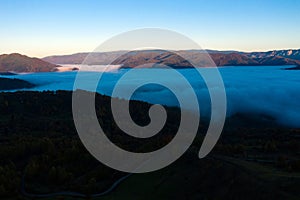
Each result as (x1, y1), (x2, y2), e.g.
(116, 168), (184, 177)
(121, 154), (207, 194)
(210, 53), (259, 66)
(107, 51), (300, 68)
(255, 56), (300, 66)
(43, 51), (125, 65)
(111, 50), (194, 68)
(43, 50), (300, 68)
(0, 53), (60, 72)
(43, 53), (89, 64)
(247, 49), (300, 60)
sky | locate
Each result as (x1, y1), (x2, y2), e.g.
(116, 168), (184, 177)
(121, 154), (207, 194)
(0, 0), (300, 57)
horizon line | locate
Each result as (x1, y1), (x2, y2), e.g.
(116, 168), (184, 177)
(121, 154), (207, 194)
(40, 47), (300, 58)
(2, 47), (300, 58)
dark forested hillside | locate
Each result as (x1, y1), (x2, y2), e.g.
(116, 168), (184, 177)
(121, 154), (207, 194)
(0, 77), (35, 90)
(0, 91), (299, 199)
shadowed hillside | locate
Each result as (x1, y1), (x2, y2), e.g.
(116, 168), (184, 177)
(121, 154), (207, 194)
(0, 77), (35, 90)
(0, 91), (299, 199)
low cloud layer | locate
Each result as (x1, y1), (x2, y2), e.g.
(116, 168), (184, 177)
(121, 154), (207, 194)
(4, 65), (300, 127)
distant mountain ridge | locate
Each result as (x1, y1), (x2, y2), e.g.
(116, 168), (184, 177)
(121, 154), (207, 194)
(42, 49), (300, 68)
(246, 49), (300, 60)
(1, 49), (300, 73)
(0, 53), (60, 73)
(43, 51), (126, 65)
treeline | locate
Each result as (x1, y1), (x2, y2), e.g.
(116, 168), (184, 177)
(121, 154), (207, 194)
(0, 90), (181, 198)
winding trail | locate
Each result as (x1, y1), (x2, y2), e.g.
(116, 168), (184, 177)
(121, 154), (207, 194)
(21, 173), (132, 198)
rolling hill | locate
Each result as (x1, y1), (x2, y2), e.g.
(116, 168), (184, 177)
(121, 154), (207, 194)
(0, 53), (60, 73)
